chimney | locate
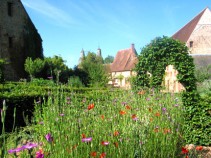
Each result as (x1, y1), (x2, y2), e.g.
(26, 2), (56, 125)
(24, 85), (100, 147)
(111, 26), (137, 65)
(131, 43), (138, 56)
(131, 43), (135, 49)
(97, 47), (102, 57)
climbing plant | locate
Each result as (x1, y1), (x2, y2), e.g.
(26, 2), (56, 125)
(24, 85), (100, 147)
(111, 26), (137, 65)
(135, 36), (196, 91)
(134, 36), (210, 146)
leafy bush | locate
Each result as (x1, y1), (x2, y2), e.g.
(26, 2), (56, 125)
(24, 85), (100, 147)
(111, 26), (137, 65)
(133, 36), (210, 146)
(68, 76), (84, 88)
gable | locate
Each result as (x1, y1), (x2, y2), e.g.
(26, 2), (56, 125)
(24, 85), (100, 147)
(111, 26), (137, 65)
(111, 45), (138, 72)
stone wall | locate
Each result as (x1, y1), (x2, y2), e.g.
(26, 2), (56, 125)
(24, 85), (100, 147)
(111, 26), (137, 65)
(0, 0), (43, 81)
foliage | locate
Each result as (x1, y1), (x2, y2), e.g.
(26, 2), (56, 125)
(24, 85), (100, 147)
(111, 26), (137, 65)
(104, 55), (114, 64)
(29, 78), (55, 87)
(195, 65), (211, 83)
(2, 88), (185, 157)
(72, 66), (89, 86)
(134, 36), (196, 91)
(80, 52), (109, 87)
(0, 59), (6, 83)
(134, 36), (210, 146)
(44, 56), (71, 83)
(197, 80), (211, 95)
(24, 57), (45, 81)
(68, 76), (84, 88)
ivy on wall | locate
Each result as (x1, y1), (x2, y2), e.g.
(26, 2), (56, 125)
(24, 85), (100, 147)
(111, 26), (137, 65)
(135, 36), (196, 91)
(134, 36), (210, 146)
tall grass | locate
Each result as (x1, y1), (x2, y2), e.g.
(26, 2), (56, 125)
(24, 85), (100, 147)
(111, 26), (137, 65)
(2, 89), (185, 157)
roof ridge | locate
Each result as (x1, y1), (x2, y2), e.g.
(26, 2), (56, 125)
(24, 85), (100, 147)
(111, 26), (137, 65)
(172, 8), (208, 42)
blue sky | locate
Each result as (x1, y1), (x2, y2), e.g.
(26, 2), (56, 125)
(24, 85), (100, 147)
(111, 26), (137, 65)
(21, 0), (211, 68)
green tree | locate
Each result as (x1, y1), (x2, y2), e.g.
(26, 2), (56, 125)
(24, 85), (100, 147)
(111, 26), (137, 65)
(44, 56), (70, 83)
(104, 55), (114, 64)
(24, 57), (45, 81)
(80, 52), (108, 87)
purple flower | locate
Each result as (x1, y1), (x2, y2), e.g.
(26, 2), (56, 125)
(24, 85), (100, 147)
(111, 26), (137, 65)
(162, 107), (167, 112)
(59, 113), (65, 116)
(45, 133), (53, 143)
(66, 97), (71, 101)
(36, 100), (41, 104)
(8, 147), (24, 153)
(8, 143), (38, 154)
(36, 149), (44, 158)
(174, 104), (179, 107)
(48, 76), (53, 79)
(38, 121), (44, 125)
(82, 137), (92, 142)
(23, 142), (38, 150)
(139, 141), (143, 145)
(121, 102), (127, 105)
(132, 117), (138, 121)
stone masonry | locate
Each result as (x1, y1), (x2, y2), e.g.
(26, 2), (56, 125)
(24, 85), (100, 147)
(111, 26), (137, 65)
(0, 0), (43, 80)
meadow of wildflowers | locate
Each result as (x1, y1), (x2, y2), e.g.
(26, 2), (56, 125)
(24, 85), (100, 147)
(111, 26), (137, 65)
(2, 89), (187, 157)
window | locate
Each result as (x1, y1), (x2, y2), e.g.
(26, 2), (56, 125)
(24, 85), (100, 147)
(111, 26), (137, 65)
(189, 41), (193, 48)
(8, 37), (13, 48)
(7, 2), (12, 16)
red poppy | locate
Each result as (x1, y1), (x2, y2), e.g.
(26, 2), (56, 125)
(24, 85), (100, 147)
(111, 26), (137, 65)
(113, 142), (118, 148)
(125, 105), (131, 110)
(113, 131), (119, 136)
(100, 152), (106, 158)
(88, 104), (94, 110)
(119, 110), (126, 115)
(154, 128), (159, 133)
(82, 133), (86, 138)
(163, 128), (171, 134)
(101, 115), (105, 120)
(90, 151), (97, 157)
(132, 114), (137, 119)
(155, 112), (160, 117)
(181, 147), (189, 154)
(195, 146), (203, 151)
(101, 141), (109, 146)
(138, 90), (145, 95)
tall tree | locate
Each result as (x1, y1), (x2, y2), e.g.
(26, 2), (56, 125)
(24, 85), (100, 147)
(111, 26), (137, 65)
(104, 55), (114, 64)
(24, 57), (45, 81)
(44, 56), (70, 83)
(80, 52), (108, 87)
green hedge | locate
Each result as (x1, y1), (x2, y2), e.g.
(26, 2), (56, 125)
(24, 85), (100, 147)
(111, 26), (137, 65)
(0, 82), (118, 133)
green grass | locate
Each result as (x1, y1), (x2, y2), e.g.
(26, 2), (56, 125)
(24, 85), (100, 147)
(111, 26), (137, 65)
(2, 88), (186, 158)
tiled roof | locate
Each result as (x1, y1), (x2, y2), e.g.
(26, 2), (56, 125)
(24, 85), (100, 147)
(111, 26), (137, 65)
(172, 8), (208, 43)
(110, 44), (138, 72)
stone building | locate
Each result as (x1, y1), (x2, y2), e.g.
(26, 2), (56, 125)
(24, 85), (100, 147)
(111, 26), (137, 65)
(109, 44), (138, 89)
(163, 7), (211, 92)
(0, 0), (43, 81)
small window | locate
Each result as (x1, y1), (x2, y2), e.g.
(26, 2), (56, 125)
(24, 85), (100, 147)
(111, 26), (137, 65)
(9, 37), (13, 48)
(189, 41), (193, 48)
(7, 2), (12, 16)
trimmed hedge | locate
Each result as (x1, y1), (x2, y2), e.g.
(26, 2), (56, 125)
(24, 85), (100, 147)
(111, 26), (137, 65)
(0, 82), (119, 133)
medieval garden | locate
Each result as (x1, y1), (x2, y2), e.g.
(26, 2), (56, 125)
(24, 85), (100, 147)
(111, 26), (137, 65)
(0, 1), (211, 158)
